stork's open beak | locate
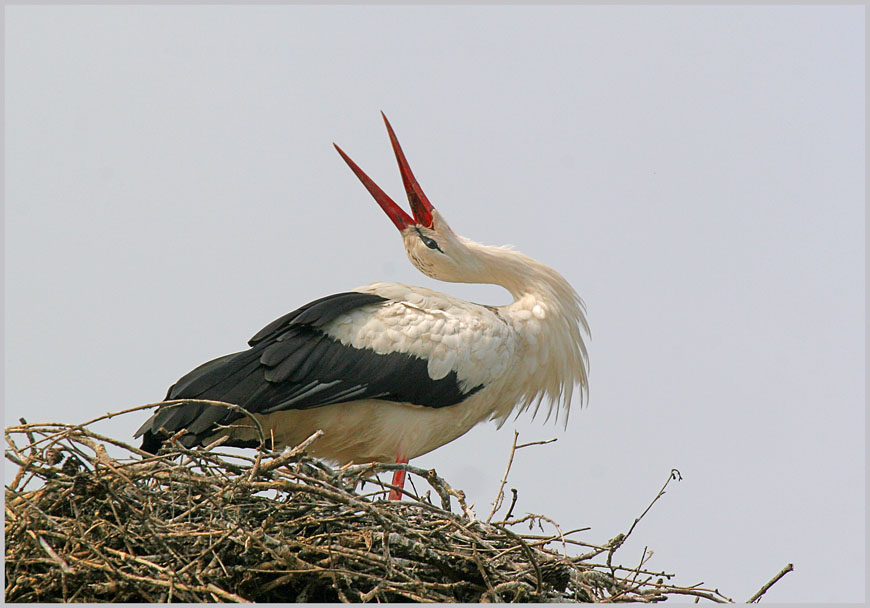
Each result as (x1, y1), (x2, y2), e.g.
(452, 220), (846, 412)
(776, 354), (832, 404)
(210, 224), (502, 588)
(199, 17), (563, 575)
(334, 113), (435, 231)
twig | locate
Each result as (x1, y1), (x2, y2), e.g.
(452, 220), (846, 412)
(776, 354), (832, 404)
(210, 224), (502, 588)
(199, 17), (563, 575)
(487, 430), (520, 523)
(747, 563), (794, 603)
(486, 431), (557, 523)
(611, 468), (682, 558)
(504, 488), (519, 521)
(257, 430), (323, 475)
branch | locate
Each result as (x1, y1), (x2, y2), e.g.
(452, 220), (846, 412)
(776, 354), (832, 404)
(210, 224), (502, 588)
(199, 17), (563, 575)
(747, 563), (794, 603)
(486, 431), (557, 523)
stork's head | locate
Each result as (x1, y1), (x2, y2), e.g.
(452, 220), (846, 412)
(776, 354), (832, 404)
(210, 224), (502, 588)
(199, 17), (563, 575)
(334, 114), (486, 284)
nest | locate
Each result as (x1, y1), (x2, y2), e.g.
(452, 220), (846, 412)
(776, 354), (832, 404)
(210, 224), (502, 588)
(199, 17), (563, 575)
(5, 403), (788, 603)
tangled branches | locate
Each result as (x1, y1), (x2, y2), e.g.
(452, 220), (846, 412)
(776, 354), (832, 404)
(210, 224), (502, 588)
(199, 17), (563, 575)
(5, 405), (791, 602)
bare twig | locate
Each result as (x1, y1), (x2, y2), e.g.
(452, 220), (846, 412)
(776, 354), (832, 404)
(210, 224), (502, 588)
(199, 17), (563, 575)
(611, 468), (682, 558)
(747, 563), (794, 603)
(487, 430), (520, 523)
(486, 431), (557, 523)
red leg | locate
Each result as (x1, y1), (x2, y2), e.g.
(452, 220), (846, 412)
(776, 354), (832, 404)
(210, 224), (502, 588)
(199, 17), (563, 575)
(388, 457), (408, 500)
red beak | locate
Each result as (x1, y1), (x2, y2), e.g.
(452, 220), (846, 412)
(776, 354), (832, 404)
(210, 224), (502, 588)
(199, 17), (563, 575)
(334, 113), (435, 231)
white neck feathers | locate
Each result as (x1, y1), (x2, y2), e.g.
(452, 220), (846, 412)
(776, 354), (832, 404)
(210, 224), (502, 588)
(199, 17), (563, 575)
(466, 240), (590, 426)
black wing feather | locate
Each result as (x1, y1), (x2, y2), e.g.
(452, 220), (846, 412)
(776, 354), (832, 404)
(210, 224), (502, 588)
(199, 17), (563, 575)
(247, 292), (386, 344)
(289, 336), (331, 383)
(263, 338), (321, 383)
(136, 291), (484, 453)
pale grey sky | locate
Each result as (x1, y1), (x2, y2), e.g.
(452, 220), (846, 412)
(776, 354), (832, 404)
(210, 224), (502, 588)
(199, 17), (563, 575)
(4, 5), (865, 602)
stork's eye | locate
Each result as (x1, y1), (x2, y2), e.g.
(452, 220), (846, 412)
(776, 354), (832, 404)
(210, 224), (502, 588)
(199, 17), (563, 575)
(422, 236), (441, 250)
(415, 228), (443, 253)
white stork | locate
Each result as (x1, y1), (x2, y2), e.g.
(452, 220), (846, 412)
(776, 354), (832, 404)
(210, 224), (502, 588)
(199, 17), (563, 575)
(136, 114), (589, 499)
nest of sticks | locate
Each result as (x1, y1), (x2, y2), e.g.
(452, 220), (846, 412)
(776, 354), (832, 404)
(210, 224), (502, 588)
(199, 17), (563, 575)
(5, 403), (792, 603)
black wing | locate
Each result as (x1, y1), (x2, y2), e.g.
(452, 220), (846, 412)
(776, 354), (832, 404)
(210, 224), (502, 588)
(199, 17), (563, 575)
(136, 291), (483, 452)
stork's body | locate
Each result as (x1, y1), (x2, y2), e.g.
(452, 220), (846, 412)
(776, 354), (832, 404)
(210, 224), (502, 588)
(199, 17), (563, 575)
(136, 115), (589, 497)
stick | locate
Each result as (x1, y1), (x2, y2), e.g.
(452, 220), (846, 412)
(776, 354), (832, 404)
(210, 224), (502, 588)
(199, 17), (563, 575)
(486, 432), (557, 523)
(747, 563), (794, 603)
(487, 430), (519, 523)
